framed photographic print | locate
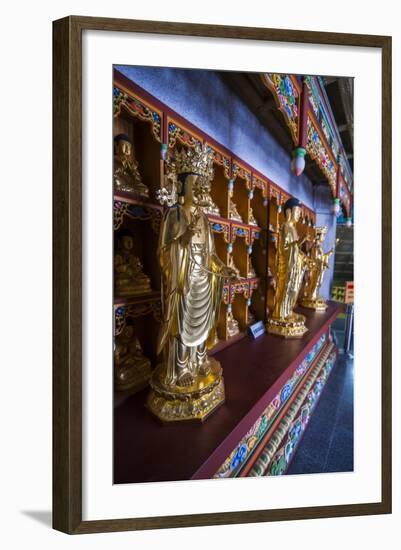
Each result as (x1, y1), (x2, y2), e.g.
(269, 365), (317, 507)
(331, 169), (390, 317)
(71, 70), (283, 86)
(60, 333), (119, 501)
(53, 16), (392, 534)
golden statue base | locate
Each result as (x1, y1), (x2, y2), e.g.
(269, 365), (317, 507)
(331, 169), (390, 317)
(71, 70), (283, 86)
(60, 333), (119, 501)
(300, 298), (328, 312)
(147, 358), (225, 423)
(266, 313), (308, 338)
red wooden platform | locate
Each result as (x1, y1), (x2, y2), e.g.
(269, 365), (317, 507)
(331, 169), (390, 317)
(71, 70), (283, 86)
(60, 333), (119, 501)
(113, 302), (341, 483)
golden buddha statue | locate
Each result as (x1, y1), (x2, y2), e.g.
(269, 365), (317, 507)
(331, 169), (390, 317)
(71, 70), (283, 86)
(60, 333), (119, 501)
(147, 144), (237, 423)
(229, 199), (243, 222)
(248, 257), (256, 278)
(249, 207), (259, 227)
(194, 175), (221, 215)
(247, 308), (256, 326)
(227, 309), (240, 338)
(113, 134), (150, 197)
(209, 330), (220, 348)
(228, 254), (242, 279)
(301, 227), (336, 311)
(114, 325), (152, 392)
(114, 234), (152, 297)
(267, 197), (310, 338)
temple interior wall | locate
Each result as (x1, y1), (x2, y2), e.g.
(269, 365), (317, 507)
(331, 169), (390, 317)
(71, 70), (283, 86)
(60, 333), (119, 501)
(117, 65), (336, 298)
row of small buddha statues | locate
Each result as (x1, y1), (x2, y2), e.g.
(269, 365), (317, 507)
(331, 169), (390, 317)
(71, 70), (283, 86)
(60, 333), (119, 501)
(113, 133), (259, 225)
(114, 141), (335, 423)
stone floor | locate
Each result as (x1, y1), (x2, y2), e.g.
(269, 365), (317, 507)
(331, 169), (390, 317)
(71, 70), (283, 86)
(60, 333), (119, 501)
(287, 321), (354, 475)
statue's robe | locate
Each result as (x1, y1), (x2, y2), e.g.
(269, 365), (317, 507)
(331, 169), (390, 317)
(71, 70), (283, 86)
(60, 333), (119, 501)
(157, 204), (224, 384)
(273, 222), (306, 320)
(304, 245), (331, 301)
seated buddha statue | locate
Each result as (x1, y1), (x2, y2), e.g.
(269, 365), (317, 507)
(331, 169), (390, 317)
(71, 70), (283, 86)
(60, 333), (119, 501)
(114, 234), (152, 297)
(229, 199), (243, 222)
(249, 207), (259, 227)
(228, 255), (242, 279)
(113, 134), (150, 197)
(247, 308), (256, 326)
(247, 257), (256, 278)
(115, 325), (151, 392)
(227, 309), (240, 338)
(195, 175), (220, 215)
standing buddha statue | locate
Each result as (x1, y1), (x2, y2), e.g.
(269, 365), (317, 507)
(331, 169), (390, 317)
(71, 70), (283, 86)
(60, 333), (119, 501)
(147, 144), (237, 423)
(113, 134), (150, 197)
(300, 226), (336, 311)
(267, 197), (309, 338)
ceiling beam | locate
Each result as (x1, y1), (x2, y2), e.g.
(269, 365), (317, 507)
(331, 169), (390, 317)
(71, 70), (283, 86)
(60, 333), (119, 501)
(337, 78), (354, 145)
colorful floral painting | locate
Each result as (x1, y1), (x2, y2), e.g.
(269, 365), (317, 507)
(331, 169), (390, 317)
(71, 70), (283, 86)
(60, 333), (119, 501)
(214, 333), (328, 478)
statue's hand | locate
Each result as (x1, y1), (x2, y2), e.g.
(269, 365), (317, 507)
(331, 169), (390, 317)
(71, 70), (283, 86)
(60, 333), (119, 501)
(181, 225), (196, 245)
(270, 277), (277, 290)
(223, 266), (238, 280)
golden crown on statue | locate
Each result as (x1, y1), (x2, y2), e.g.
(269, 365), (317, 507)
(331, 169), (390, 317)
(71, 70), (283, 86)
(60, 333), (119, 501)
(315, 226), (328, 236)
(174, 143), (214, 179)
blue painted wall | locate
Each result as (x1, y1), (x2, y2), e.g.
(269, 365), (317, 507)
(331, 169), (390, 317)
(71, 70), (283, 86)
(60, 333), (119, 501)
(117, 65), (336, 298)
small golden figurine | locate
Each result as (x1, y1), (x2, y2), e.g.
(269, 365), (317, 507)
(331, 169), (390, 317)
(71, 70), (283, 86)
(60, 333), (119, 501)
(228, 255), (242, 279)
(147, 144), (237, 423)
(248, 257), (256, 278)
(113, 134), (150, 197)
(267, 198), (309, 338)
(247, 308), (256, 326)
(227, 309), (240, 338)
(229, 199), (243, 222)
(301, 227), (336, 311)
(249, 207), (259, 227)
(209, 330), (220, 348)
(114, 234), (153, 297)
(115, 325), (152, 392)
(194, 175), (221, 215)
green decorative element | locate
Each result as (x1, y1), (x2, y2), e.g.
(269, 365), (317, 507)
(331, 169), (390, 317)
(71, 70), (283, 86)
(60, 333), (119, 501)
(214, 334), (327, 478)
(160, 143), (168, 160)
(291, 147), (306, 159)
(270, 453), (287, 476)
(267, 351), (337, 476)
